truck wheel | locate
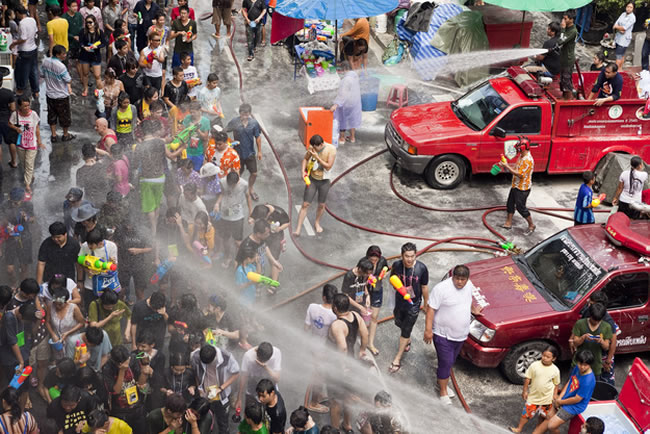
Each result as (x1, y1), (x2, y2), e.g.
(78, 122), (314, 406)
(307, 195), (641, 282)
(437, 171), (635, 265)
(424, 155), (466, 189)
(500, 341), (552, 384)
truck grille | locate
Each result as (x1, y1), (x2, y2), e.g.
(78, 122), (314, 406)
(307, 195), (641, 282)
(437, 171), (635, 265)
(385, 122), (405, 149)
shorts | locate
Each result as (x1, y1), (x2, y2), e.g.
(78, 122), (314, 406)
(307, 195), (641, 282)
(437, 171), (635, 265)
(555, 407), (576, 422)
(140, 177), (165, 213)
(369, 287), (383, 308)
(31, 338), (51, 363)
(303, 177), (331, 204)
(28, 0), (38, 5)
(433, 334), (464, 380)
(79, 59), (102, 67)
(47, 96), (72, 128)
(393, 307), (419, 339)
(506, 188), (531, 218)
(240, 154), (257, 175)
(0, 122), (17, 145)
(615, 43), (627, 59)
(212, 7), (232, 27)
(267, 234), (283, 259)
(522, 402), (553, 419)
(560, 66), (574, 92)
(217, 218), (244, 241)
(144, 75), (162, 91)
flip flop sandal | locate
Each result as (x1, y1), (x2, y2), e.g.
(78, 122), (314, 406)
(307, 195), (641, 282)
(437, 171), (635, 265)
(368, 346), (379, 356)
(62, 134), (76, 142)
(501, 225), (512, 230)
(8, 161), (17, 168)
(389, 362), (401, 374)
(404, 341), (411, 352)
(340, 425), (354, 434)
(51, 135), (59, 143)
(306, 403), (329, 414)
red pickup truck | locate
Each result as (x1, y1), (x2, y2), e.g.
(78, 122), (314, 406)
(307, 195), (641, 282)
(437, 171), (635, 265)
(460, 216), (650, 384)
(386, 67), (650, 188)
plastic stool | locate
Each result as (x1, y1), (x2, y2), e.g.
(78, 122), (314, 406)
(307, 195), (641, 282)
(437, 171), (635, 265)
(387, 84), (408, 109)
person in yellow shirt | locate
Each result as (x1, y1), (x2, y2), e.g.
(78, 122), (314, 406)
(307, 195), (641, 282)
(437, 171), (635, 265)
(82, 408), (132, 433)
(499, 138), (536, 235)
(46, 5), (69, 56)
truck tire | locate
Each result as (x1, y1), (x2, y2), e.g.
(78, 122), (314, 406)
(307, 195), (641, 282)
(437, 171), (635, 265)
(500, 340), (553, 384)
(424, 155), (466, 189)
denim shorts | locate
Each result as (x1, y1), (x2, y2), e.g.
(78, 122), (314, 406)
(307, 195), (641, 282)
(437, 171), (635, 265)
(79, 59), (102, 66)
(615, 43), (628, 59)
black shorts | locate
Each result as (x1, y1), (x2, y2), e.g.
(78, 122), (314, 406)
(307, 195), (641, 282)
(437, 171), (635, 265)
(560, 66), (574, 92)
(144, 75), (162, 91)
(217, 218), (244, 241)
(369, 287), (383, 308)
(240, 154), (257, 175)
(267, 234), (283, 259)
(506, 188), (531, 218)
(303, 177), (331, 204)
(47, 96), (72, 128)
(0, 122), (17, 145)
(393, 307), (419, 339)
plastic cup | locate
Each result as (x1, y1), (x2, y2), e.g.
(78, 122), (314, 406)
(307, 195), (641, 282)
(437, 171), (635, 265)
(249, 21), (256, 28)
(490, 164), (502, 176)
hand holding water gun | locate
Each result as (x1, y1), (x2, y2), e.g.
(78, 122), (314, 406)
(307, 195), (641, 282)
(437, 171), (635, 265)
(304, 156), (315, 186)
(389, 275), (413, 304)
(192, 241), (212, 264)
(9, 365), (32, 389)
(78, 255), (117, 273)
(247, 271), (279, 287)
(167, 124), (198, 151)
(591, 193), (606, 208)
(185, 77), (202, 88)
(74, 340), (88, 367)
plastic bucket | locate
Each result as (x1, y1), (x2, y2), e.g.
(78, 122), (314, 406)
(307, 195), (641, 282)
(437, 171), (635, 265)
(590, 381), (618, 401)
(361, 77), (380, 112)
(490, 164), (502, 175)
(48, 338), (63, 352)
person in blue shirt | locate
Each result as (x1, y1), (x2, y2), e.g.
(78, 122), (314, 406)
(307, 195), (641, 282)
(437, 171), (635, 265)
(574, 171), (596, 225)
(532, 349), (596, 434)
(588, 63), (623, 107)
(226, 103), (262, 201)
(235, 247), (260, 306)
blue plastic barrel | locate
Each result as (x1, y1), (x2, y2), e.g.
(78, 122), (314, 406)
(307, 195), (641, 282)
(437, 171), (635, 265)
(360, 77), (380, 112)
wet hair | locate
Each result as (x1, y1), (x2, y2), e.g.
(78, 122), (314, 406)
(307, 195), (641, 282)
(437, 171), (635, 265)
(57, 357), (77, 379)
(199, 345), (217, 364)
(212, 130), (228, 143)
(180, 158), (195, 171)
(584, 417), (605, 434)
(365, 245), (382, 258)
(75, 366), (100, 390)
(149, 291), (166, 310)
(149, 100), (165, 113)
(194, 211), (209, 228)
(589, 291), (608, 306)
(81, 142), (97, 159)
(189, 397), (210, 418)
(85, 327), (105, 346)
(593, 52), (605, 63)
(20, 278), (40, 296)
(126, 59), (138, 71)
(189, 101), (201, 112)
(100, 289), (119, 306)
(169, 352), (189, 367)
(165, 393), (187, 414)
(582, 170), (595, 184)
(575, 349), (595, 365)
(453, 264), (470, 278)
(179, 293), (198, 311)
(180, 52), (192, 61)
(172, 66), (183, 77)
(588, 302), (606, 321)
(320, 426), (340, 434)
(141, 119), (162, 137)
(86, 228), (104, 245)
(49, 221), (67, 236)
(289, 406), (310, 429)
(207, 73), (219, 82)
(322, 284), (337, 304)
(178, 4), (189, 12)
(548, 21), (560, 35)
(48, 275), (67, 293)
(226, 171), (239, 186)
(86, 408), (109, 428)
(117, 91), (130, 106)
(183, 182), (198, 195)
(354, 38), (368, 55)
(333, 293), (350, 314)
(109, 345), (130, 363)
(18, 303), (38, 322)
(52, 287), (70, 303)
(0, 388), (21, 423)
(357, 258), (373, 274)
(0, 286), (13, 309)
(208, 295), (227, 310)
(136, 329), (156, 346)
(110, 142), (124, 159)
(256, 342), (274, 363)
(564, 9), (576, 20)
(605, 63), (618, 73)
(629, 156), (644, 195)
(256, 378), (275, 395)
(52, 44), (66, 57)
(60, 384), (82, 403)
(239, 103), (252, 114)
(374, 390), (392, 405)
(401, 242), (416, 254)
(250, 204), (270, 221)
(144, 86), (158, 101)
(245, 400), (265, 425)
(253, 219), (270, 235)
(16, 95), (30, 108)
(309, 134), (323, 146)
(543, 346), (559, 359)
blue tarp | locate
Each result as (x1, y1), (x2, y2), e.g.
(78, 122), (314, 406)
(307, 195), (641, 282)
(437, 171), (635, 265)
(276, 0), (398, 20)
(397, 3), (464, 81)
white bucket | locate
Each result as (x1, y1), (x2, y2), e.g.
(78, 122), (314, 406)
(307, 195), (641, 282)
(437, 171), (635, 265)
(375, 14), (388, 34)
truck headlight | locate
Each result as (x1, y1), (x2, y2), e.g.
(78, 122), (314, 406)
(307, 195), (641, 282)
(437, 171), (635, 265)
(469, 317), (495, 343)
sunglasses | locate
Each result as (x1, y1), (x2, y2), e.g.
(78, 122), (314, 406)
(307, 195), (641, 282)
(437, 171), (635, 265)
(86, 21), (94, 24)
(152, 39), (161, 42)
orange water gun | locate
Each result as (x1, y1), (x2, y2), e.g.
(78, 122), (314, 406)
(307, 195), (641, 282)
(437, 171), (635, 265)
(74, 340), (88, 367)
(389, 275), (413, 304)
(186, 77), (201, 87)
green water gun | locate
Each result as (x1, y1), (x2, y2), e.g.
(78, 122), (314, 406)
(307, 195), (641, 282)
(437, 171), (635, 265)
(167, 124), (199, 152)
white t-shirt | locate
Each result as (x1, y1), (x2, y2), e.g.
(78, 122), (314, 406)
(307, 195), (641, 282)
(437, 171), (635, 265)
(17, 17), (38, 52)
(198, 86), (221, 117)
(241, 346), (282, 396)
(141, 46), (164, 77)
(619, 169), (648, 204)
(41, 278), (77, 301)
(304, 303), (337, 340)
(219, 178), (248, 221)
(178, 195), (208, 224)
(183, 65), (199, 98)
(428, 277), (474, 342)
(79, 240), (119, 291)
(10, 110), (40, 150)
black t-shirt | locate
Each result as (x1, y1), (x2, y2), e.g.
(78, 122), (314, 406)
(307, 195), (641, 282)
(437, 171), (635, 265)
(113, 225), (149, 272)
(542, 35), (560, 76)
(0, 88), (15, 124)
(43, 368), (75, 390)
(267, 205), (289, 243)
(242, 0), (265, 20)
(167, 305), (207, 355)
(76, 160), (110, 206)
(266, 391), (287, 434)
(390, 259), (429, 312)
(163, 80), (188, 107)
(102, 359), (143, 411)
(359, 256), (389, 293)
(592, 69), (624, 101)
(146, 408), (169, 434)
(131, 299), (167, 350)
(171, 19), (196, 54)
(47, 394), (94, 434)
(120, 71), (144, 104)
(37, 236), (81, 283)
(236, 236), (265, 265)
(134, 138), (167, 179)
(341, 269), (368, 313)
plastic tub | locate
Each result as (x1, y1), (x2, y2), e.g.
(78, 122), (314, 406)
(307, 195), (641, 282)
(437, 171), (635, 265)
(48, 338), (63, 352)
(360, 77), (380, 112)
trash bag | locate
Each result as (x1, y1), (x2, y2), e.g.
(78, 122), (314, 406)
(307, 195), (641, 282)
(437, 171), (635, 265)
(382, 37), (405, 65)
(430, 10), (490, 87)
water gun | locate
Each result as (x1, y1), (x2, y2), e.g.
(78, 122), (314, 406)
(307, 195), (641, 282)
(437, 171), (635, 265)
(247, 271), (279, 287)
(389, 275), (413, 305)
(212, 105), (225, 118)
(304, 156), (315, 186)
(9, 365), (32, 389)
(167, 123), (198, 151)
(88, 40), (101, 49)
(137, 11), (143, 24)
(591, 193), (606, 208)
(192, 241), (212, 264)
(183, 30), (193, 42)
(368, 266), (389, 288)
(185, 77), (201, 87)
(74, 340), (88, 367)
(378, 266), (389, 281)
(204, 328), (216, 346)
(146, 50), (155, 65)
(150, 259), (173, 284)
(78, 255), (117, 273)
(174, 321), (188, 334)
(2, 224), (24, 237)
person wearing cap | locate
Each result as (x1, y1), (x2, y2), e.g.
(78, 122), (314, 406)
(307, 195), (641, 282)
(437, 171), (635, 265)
(208, 129), (240, 178)
(199, 162), (221, 211)
(63, 187), (90, 237)
(71, 202), (104, 243)
(1, 187), (34, 285)
(36, 221), (81, 284)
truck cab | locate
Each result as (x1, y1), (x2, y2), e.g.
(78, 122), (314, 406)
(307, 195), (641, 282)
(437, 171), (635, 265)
(459, 218), (650, 384)
(387, 67), (650, 189)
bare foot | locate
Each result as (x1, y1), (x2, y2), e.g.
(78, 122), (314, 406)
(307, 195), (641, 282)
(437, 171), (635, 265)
(509, 428), (521, 433)
(315, 224), (323, 233)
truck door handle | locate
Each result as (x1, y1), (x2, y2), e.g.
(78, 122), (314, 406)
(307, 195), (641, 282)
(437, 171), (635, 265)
(639, 315), (648, 322)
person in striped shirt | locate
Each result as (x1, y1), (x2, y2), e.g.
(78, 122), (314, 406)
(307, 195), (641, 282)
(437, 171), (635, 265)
(500, 138), (536, 235)
(574, 171), (596, 226)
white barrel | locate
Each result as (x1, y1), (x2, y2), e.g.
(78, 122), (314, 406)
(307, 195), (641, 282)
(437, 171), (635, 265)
(375, 14), (388, 33)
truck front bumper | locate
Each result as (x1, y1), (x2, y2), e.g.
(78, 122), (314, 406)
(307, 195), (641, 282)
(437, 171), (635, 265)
(460, 338), (509, 368)
(384, 123), (431, 175)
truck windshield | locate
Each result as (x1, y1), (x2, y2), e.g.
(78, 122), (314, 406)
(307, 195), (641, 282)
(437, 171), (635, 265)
(454, 83), (509, 130)
(524, 232), (605, 308)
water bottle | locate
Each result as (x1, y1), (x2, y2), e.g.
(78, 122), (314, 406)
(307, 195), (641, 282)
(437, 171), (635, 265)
(0, 31), (7, 52)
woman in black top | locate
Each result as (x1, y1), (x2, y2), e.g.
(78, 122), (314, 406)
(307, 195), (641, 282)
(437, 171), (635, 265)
(78, 14), (105, 97)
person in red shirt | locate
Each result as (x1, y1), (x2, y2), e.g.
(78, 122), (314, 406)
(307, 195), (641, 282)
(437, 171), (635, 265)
(171, 0), (195, 21)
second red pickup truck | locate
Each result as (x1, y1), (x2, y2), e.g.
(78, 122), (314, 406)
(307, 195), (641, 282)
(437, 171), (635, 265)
(386, 67), (650, 189)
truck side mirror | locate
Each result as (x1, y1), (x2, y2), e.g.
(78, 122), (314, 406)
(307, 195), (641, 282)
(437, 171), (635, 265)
(491, 127), (506, 138)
